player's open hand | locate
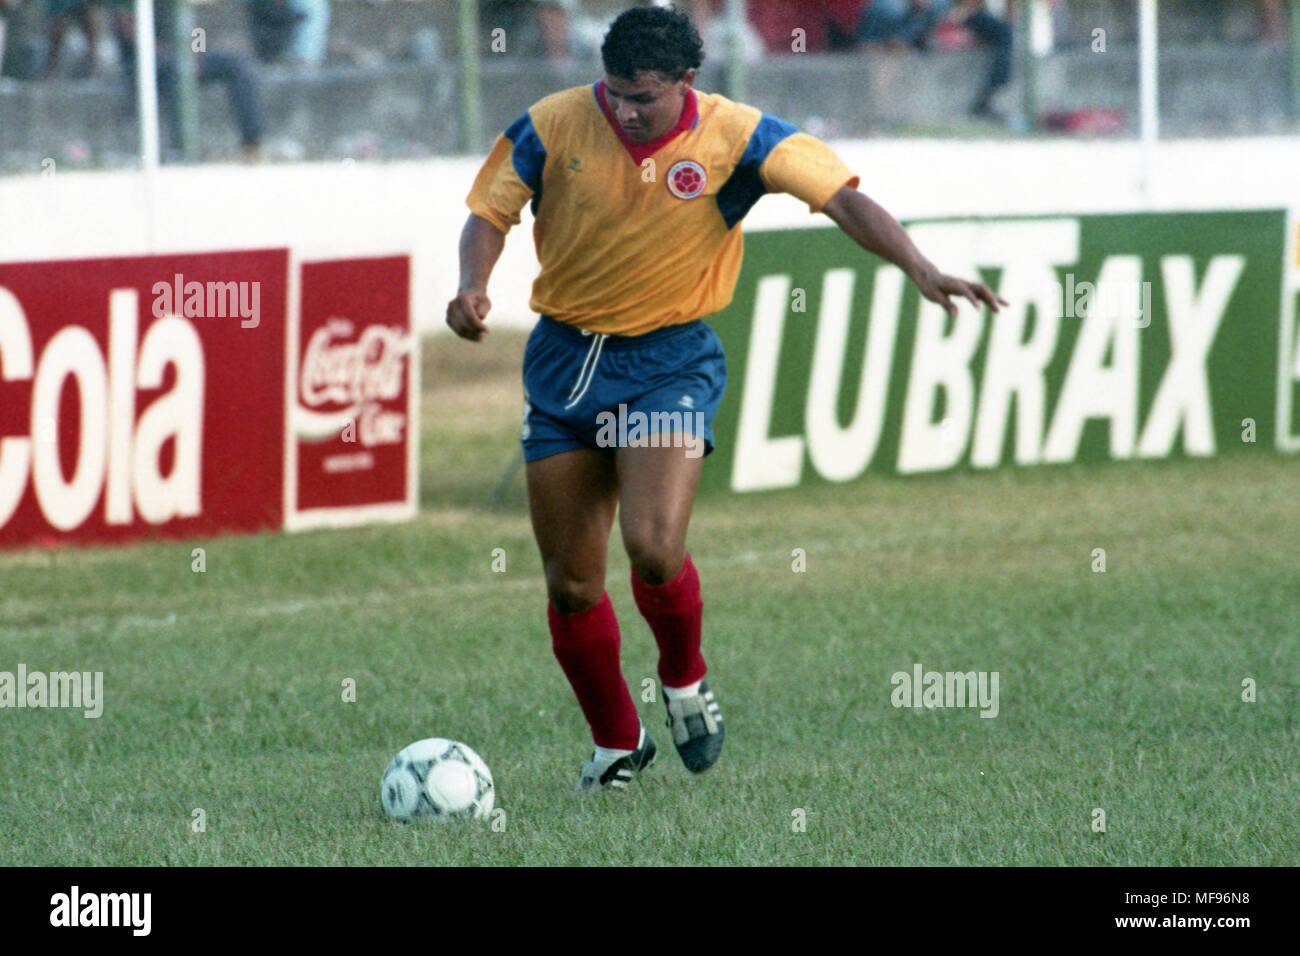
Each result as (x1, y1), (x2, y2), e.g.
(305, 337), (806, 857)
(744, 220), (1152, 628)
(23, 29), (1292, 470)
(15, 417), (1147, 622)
(914, 269), (1008, 318)
(446, 289), (492, 342)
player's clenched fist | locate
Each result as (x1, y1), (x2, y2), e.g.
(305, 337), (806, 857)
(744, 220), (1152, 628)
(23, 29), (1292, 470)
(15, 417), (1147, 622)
(446, 289), (492, 342)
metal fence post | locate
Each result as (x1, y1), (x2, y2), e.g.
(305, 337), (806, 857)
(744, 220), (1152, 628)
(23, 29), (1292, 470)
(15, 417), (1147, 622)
(726, 0), (747, 103)
(173, 0), (199, 161)
(459, 0), (484, 154)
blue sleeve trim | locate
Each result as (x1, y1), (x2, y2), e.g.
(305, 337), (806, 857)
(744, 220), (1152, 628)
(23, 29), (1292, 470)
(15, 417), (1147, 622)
(505, 111), (547, 214)
(715, 114), (797, 230)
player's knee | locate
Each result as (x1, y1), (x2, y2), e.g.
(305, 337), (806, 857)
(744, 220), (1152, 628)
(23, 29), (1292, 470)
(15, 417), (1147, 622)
(623, 531), (683, 585)
(544, 567), (604, 615)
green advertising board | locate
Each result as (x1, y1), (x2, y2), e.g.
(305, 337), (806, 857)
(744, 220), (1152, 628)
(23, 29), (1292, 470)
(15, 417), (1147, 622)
(703, 209), (1294, 493)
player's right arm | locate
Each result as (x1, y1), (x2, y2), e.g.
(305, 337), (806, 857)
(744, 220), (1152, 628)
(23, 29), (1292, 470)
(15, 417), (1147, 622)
(446, 214), (506, 342)
(447, 110), (546, 342)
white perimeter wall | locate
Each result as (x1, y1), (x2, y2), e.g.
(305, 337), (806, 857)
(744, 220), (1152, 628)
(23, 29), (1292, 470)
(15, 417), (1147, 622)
(3, 137), (1298, 332)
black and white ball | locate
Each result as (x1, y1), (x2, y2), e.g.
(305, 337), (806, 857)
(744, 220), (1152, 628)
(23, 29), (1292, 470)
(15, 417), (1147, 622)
(380, 738), (495, 822)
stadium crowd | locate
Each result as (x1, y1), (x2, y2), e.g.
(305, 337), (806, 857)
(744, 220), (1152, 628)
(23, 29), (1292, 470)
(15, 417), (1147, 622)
(0, 0), (1292, 167)
(4, 1), (1290, 80)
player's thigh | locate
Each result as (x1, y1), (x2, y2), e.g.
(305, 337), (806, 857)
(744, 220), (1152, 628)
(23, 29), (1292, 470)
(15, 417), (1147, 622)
(526, 448), (619, 612)
(616, 439), (703, 584)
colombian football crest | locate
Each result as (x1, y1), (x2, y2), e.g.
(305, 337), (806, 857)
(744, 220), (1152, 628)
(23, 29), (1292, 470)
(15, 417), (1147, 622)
(667, 160), (707, 200)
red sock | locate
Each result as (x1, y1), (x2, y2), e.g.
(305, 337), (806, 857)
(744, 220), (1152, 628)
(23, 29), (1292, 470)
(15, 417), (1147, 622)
(631, 552), (707, 689)
(548, 593), (641, 750)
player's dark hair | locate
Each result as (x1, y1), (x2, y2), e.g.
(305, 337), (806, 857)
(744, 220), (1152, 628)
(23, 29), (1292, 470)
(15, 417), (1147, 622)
(601, 5), (704, 82)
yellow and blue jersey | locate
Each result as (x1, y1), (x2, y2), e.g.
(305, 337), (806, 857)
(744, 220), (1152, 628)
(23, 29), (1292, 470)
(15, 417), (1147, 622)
(467, 82), (860, 336)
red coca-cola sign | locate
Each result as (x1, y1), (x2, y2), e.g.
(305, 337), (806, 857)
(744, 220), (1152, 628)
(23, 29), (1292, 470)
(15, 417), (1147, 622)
(289, 256), (415, 527)
(0, 251), (287, 547)
(0, 249), (416, 549)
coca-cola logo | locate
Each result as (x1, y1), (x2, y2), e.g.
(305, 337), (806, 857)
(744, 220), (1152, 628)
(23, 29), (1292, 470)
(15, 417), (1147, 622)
(295, 318), (409, 448)
(301, 318), (408, 408)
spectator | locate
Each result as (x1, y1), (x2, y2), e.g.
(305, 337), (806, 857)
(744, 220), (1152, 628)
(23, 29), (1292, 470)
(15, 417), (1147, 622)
(112, 0), (265, 158)
(677, 0), (767, 64)
(535, 0), (570, 62)
(1259, 0), (1286, 47)
(482, 0), (574, 62)
(747, 0), (869, 56)
(2, 0), (31, 79)
(245, 0), (329, 67)
(41, 0), (106, 78)
(857, 0), (1011, 119)
(245, 0), (298, 63)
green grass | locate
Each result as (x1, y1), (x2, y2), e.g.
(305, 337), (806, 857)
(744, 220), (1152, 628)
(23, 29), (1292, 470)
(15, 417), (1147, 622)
(1, 331), (1297, 865)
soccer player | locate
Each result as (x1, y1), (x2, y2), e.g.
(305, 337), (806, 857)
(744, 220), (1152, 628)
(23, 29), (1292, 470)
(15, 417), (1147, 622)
(446, 5), (1004, 792)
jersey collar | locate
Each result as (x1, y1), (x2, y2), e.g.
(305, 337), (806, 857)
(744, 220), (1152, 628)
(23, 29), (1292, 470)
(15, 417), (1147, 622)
(594, 80), (699, 165)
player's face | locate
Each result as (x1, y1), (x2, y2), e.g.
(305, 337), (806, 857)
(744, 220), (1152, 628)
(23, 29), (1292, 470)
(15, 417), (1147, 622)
(603, 69), (697, 143)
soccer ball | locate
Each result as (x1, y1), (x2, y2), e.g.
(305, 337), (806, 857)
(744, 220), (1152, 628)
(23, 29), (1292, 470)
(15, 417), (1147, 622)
(380, 738), (495, 822)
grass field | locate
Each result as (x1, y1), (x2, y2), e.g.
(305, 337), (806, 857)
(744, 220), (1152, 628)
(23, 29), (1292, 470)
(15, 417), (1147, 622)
(1, 331), (1297, 866)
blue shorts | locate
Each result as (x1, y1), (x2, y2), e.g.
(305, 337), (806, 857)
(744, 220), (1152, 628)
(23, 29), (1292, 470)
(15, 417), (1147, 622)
(520, 315), (727, 463)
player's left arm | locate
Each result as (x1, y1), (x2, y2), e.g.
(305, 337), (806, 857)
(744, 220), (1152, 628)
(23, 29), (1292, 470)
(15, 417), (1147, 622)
(821, 186), (1007, 318)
